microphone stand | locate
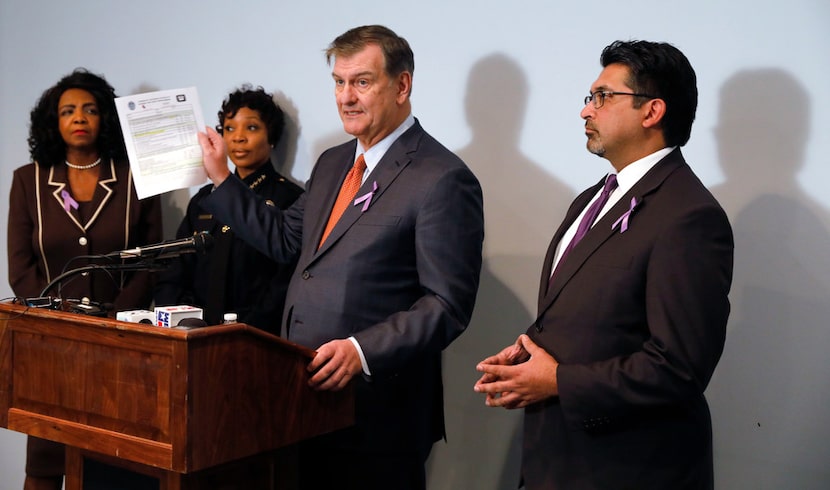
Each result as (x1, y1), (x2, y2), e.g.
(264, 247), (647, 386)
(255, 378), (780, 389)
(36, 243), (207, 315)
(39, 260), (170, 299)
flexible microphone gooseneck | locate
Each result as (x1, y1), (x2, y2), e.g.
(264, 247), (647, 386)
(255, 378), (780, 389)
(107, 232), (213, 260)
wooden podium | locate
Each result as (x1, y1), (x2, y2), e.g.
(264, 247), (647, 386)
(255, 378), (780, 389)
(0, 301), (354, 489)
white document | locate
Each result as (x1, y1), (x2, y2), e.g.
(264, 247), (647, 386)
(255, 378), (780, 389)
(115, 87), (209, 199)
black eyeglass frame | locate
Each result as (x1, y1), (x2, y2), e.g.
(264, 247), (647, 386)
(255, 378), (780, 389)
(584, 91), (657, 109)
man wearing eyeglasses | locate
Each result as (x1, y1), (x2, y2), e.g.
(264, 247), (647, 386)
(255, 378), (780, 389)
(475, 40), (734, 489)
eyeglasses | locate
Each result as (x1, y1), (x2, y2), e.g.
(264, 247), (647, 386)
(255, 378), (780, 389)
(584, 91), (656, 109)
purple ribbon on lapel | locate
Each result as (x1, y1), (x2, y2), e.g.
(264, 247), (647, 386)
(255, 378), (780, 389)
(612, 196), (640, 233)
(354, 181), (378, 212)
(61, 189), (79, 213)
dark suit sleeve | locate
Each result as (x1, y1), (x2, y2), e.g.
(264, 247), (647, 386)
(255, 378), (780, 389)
(353, 165), (484, 372)
(556, 202), (733, 428)
(200, 176), (303, 264)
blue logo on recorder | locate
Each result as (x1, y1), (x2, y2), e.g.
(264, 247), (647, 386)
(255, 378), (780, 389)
(157, 310), (171, 327)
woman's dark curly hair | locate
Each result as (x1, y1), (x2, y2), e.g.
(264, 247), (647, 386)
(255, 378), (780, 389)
(27, 68), (126, 167)
(215, 85), (284, 146)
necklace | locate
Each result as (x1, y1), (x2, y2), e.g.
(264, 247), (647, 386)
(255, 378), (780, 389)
(65, 157), (102, 170)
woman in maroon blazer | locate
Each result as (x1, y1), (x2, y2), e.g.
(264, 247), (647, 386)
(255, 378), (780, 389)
(7, 68), (162, 490)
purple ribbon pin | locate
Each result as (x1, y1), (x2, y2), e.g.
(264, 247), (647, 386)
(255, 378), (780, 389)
(612, 196), (640, 233)
(354, 181), (379, 212)
(61, 189), (79, 213)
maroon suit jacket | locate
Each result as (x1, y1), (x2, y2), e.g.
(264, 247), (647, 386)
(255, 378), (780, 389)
(524, 149), (734, 489)
(8, 160), (162, 311)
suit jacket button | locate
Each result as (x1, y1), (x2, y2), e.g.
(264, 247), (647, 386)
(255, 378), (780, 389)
(302, 270), (310, 280)
(78, 236), (88, 246)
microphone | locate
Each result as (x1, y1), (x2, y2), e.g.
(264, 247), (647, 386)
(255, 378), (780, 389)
(108, 232), (213, 259)
(177, 317), (208, 328)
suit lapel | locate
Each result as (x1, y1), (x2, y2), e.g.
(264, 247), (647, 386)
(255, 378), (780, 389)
(85, 160), (117, 230)
(308, 146), (354, 251)
(537, 180), (602, 309)
(47, 164), (84, 232)
(46, 160), (118, 232)
(538, 150), (686, 317)
(312, 124), (421, 259)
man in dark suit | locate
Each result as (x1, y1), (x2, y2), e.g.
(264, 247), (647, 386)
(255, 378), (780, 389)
(474, 40), (734, 489)
(197, 25), (484, 490)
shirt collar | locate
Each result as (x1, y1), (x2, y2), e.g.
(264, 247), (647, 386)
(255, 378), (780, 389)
(354, 114), (415, 176)
(614, 146), (676, 193)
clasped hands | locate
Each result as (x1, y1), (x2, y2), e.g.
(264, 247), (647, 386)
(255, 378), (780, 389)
(474, 334), (560, 409)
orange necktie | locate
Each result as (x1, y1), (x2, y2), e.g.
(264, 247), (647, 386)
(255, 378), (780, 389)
(319, 154), (367, 248)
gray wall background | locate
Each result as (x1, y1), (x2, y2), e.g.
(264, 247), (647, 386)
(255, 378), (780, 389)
(1, 1), (828, 488)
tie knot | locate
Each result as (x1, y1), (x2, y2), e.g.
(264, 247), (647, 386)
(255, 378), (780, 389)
(354, 154), (367, 172)
(603, 173), (618, 194)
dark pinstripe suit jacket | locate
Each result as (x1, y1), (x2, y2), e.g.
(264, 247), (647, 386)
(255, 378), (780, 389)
(202, 119), (484, 457)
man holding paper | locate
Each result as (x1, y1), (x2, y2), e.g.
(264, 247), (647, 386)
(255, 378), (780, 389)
(197, 25), (484, 490)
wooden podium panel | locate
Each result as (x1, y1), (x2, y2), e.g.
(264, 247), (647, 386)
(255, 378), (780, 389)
(0, 301), (353, 486)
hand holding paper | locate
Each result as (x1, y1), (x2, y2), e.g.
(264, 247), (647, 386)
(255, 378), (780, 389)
(197, 127), (231, 186)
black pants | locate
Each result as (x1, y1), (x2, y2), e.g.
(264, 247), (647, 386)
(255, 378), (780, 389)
(82, 459), (159, 490)
(297, 435), (426, 490)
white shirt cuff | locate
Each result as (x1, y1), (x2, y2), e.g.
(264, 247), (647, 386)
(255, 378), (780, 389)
(348, 336), (371, 376)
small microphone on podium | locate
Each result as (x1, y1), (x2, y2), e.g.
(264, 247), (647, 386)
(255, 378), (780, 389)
(177, 317), (208, 328)
(108, 232), (213, 259)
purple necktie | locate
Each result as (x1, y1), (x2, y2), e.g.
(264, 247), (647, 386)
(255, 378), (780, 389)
(551, 174), (618, 281)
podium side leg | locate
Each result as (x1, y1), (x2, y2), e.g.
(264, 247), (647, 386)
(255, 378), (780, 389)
(65, 446), (83, 490)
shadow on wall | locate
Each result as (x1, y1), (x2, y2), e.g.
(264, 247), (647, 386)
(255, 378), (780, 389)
(426, 53), (574, 490)
(707, 68), (830, 488)
(311, 130), (353, 168)
(271, 90), (303, 187)
(160, 189), (190, 240)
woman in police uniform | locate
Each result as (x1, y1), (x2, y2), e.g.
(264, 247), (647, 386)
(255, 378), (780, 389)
(154, 85), (303, 332)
